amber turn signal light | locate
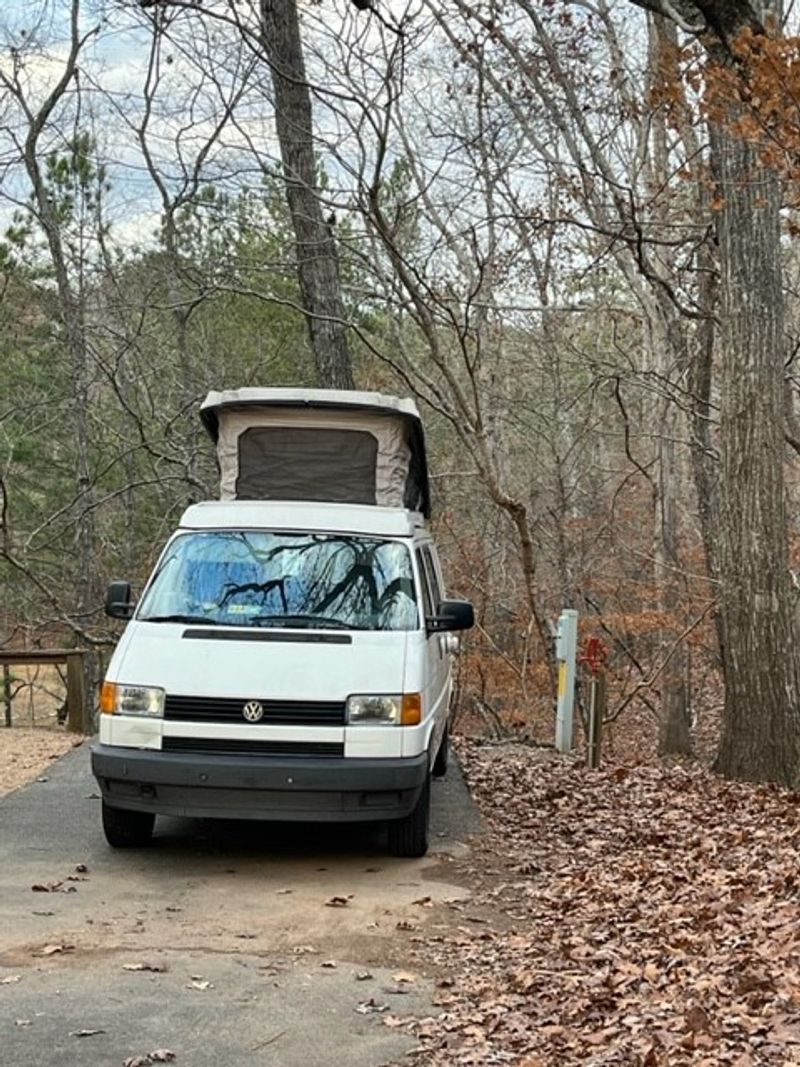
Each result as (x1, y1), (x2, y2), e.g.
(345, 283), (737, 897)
(401, 693), (422, 726)
(100, 681), (117, 714)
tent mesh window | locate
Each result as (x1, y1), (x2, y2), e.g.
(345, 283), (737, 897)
(236, 427), (379, 504)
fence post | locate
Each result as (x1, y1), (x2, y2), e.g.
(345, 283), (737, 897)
(587, 671), (607, 769)
(581, 637), (608, 769)
(555, 609), (578, 753)
(65, 652), (88, 734)
(3, 665), (11, 727)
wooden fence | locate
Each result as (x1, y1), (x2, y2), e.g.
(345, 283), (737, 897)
(0, 650), (90, 734)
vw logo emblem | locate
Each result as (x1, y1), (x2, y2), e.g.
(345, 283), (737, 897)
(242, 700), (264, 723)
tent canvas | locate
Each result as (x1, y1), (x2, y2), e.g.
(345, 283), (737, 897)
(200, 388), (431, 517)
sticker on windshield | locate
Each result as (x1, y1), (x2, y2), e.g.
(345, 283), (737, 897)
(227, 604), (261, 615)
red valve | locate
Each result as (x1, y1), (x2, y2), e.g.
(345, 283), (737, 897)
(579, 636), (608, 676)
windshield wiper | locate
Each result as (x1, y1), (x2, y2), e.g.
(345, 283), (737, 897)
(250, 614), (365, 631)
(139, 613), (227, 625)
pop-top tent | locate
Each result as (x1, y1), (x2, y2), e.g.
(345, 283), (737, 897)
(199, 388), (431, 518)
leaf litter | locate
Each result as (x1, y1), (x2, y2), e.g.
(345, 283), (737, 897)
(122, 1050), (175, 1066)
(325, 895), (353, 908)
(36, 943), (74, 957)
(403, 741), (800, 1066)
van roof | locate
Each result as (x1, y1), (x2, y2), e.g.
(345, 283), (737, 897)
(178, 501), (427, 538)
(199, 388), (431, 519)
(199, 387), (422, 430)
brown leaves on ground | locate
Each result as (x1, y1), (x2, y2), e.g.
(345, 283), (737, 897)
(35, 943), (74, 957)
(410, 741), (800, 1066)
(123, 1051), (175, 1067)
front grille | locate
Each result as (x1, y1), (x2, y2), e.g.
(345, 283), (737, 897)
(164, 694), (346, 726)
(162, 737), (344, 758)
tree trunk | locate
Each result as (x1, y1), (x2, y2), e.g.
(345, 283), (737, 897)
(654, 419), (693, 756)
(259, 0), (355, 389)
(16, 14), (96, 665)
(627, 0), (800, 783)
(710, 108), (800, 784)
(647, 15), (692, 757)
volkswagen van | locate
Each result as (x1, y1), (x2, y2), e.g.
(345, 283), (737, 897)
(91, 390), (473, 857)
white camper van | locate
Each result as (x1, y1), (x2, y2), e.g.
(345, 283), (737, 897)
(91, 389), (473, 857)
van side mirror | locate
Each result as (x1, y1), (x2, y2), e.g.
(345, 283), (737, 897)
(428, 598), (474, 633)
(105, 580), (134, 619)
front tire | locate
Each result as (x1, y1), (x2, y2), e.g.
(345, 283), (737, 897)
(102, 801), (155, 848)
(387, 774), (430, 858)
(432, 725), (449, 778)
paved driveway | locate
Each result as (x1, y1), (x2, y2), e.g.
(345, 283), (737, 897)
(0, 744), (478, 1067)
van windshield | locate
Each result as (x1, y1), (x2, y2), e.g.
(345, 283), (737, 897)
(136, 531), (419, 632)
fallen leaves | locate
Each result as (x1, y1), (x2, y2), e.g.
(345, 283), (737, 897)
(123, 962), (169, 973)
(123, 1050), (175, 1066)
(36, 943), (74, 957)
(406, 741), (800, 1066)
(684, 1004), (712, 1033)
(355, 997), (390, 1014)
(31, 864), (89, 894)
(325, 895), (353, 907)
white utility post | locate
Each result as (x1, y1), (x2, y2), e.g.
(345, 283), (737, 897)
(554, 609), (578, 753)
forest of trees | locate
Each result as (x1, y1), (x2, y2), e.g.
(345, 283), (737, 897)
(2, 0), (800, 785)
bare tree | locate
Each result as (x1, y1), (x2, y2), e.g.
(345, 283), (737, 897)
(137, 0), (356, 387)
(258, 0), (355, 388)
(405, 0), (714, 750)
(0, 1), (102, 665)
(625, 0), (800, 783)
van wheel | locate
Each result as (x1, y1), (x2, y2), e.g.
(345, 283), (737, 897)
(387, 774), (430, 858)
(102, 801), (155, 848)
(432, 725), (449, 778)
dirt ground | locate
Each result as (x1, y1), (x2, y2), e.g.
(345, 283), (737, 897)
(0, 729), (84, 797)
(1, 662), (85, 796)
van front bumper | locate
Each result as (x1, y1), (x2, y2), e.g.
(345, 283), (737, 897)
(91, 744), (428, 823)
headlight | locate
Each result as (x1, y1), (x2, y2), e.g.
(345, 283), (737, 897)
(346, 693), (422, 726)
(347, 694), (401, 725)
(100, 682), (165, 717)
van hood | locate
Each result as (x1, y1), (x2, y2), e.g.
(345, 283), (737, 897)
(110, 622), (408, 701)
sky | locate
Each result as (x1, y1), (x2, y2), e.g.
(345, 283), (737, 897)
(0, 0), (431, 256)
(0, 1), (284, 251)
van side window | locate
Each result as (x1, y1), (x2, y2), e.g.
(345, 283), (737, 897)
(421, 547), (443, 609)
(416, 550), (434, 619)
